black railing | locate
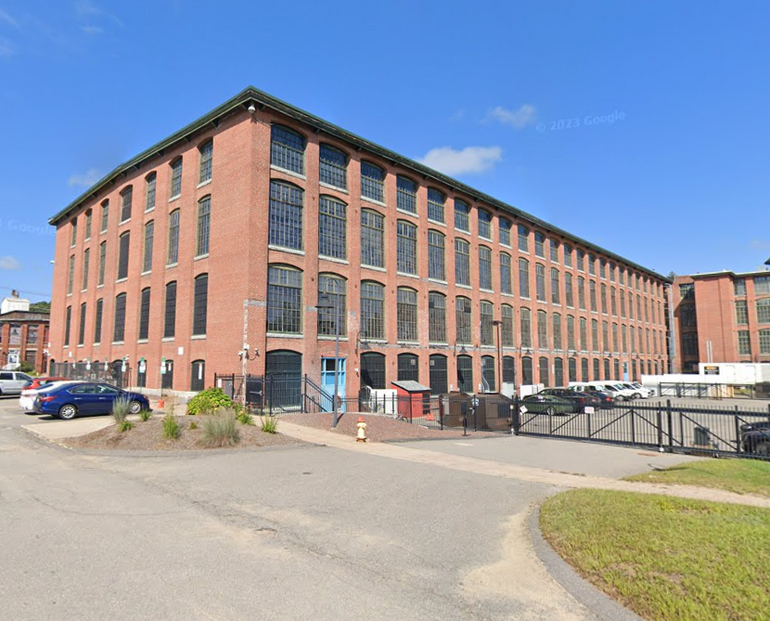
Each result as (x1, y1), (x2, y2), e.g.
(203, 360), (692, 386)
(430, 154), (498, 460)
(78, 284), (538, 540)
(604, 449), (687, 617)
(50, 361), (132, 389)
(514, 398), (770, 459)
(214, 373), (302, 414)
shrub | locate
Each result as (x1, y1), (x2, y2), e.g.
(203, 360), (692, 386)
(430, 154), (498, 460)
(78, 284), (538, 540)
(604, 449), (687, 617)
(260, 414), (278, 434)
(186, 387), (234, 416)
(119, 420), (134, 432)
(111, 396), (131, 423)
(202, 409), (240, 447)
(236, 406), (254, 426)
(162, 413), (181, 440)
(139, 409), (152, 422)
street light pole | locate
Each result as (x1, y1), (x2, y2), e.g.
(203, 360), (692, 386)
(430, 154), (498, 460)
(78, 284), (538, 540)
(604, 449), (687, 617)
(319, 292), (342, 429)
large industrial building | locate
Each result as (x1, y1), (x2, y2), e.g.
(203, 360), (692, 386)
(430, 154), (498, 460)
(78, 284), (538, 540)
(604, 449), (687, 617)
(48, 87), (670, 401)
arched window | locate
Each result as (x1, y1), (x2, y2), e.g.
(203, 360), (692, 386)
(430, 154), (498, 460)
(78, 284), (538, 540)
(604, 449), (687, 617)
(457, 355), (474, 394)
(317, 274), (346, 337)
(319, 196), (347, 260)
(397, 220), (417, 275)
(138, 287), (151, 340)
(170, 158), (183, 199)
(568, 357), (577, 382)
(271, 125), (305, 174)
(117, 232), (130, 280)
(481, 355), (496, 392)
(193, 273), (208, 336)
(501, 304), (514, 347)
(198, 140), (213, 183)
(455, 239), (470, 286)
(499, 218), (511, 246)
(269, 180), (303, 250)
(120, 185), (133, 222)
(196, 196), (211, 257)
(396, 175), (417, 213)
(428, 292), (446, 343)
(167, 209), (180, 265)
(428, 230), (445, 281)
(360, 352), (386, 389)
(429, 354), (448, 395)
(361, 209), (384, 268)
(581, 358), (589, 382)
(480, 301), (494, 346)
(454, 199), (470, 232)
(267, 265), (303, 334)
(554, 357), (564, 387)
(521, 356), (533, 385)
(478, 209), (492, 239)
(361, 161), (385, 202)
(164, 281), (177, 338)
(113, 293), (127, 343)
(191, 359), (205, 392)
(479, 246), (492, 290)
(397, 353), (419, 382)
(360, 281), (385, 340)
(538, 357), (549, 387)
(456, 296), (472, 345)
(319, 143), (348, 189)
(143, 221), (154, 273)
(427, 188), (445, 223)
(397, 287), (418, 342)
(265, 350), (303, 408)
(520, 307), (532, 349)
(537, 310), (548, 350)
(502, 356), (516, 385)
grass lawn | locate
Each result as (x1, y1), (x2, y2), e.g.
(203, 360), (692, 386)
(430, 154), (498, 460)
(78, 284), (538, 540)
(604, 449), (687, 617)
(540, 489), (770, 621)
(625, 457), (770, 498)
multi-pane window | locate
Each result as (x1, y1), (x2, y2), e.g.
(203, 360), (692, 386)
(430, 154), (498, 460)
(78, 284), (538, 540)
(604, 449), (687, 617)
(538, 357), (549, 387)
(520, 307), (532, 348)
(94, 298), (103, 344)
(500, 253), (512, 294)
(734, 278), (746, 296)
(170, 158), (183, 198)
(164, 281), (177, 338)
(565, 272), (574, 307)
(619, 268), (625, 285)
(479, 246), (492, 290)
(267, 266), (303, 334)
(82, 248), (91, 291)
(628, 293), (634, 319)
(738, 330), (752, 355)
(519, 258), (530, 298)
(199, 140), (213, 184)
(589, 280), (597, 312)
(600, 283), (607, 314)
(621, 325), (628, 353)
(757, 298), (770, 323)
(578, 276), (586, 309)
(397, 221), (417, 275)
(602, 321), (610, 352)
(85, 211), (92, 240)
(482, 356), (496, 392)
(537, 310), (548, 349)
(138, 288), (151, 340)
(117, 232), (130, 280)
(759, 329), (770, 354)
(167, 210), (180, 265)
(563, 243), (572, 268)
(361, 161), (385, 202)
(455, 239), (471, 286)
(139, 222), (153, 275)
(78, 302), (86, 345)
(457, 355), (474, 393)
(681, 304), (697, 327)
(269, 181), (303, 250)
(629, 321), (635, 352)
(610, 288), (617, 316)
(398, 353), (419, 382)
(499, 218), (511, 246)
(599, 259), (607, 279)
(756, 276), (770, 295)
(64, 306), (71, 347)
(396, 176), (417, 214)
(319, 196), (347, 260)
(480, 301), (494, 346)
(120, 186), (132, 222)
(427, 230), (445, 281)
(591, 319), (599, 352)
(271, 125), (305, 174)
(682, 333), (699, 356)
(588, 254), (596, 276)
(534, 232), (545, 258)
(319, 144), (347, 189)
(501, 304), (514, 347)
(428, 292), (446, 343)
(549, 239), (559, 262)
(100, 200), (109, 233)
(113, 293), (126, 342)
(478, 210), (492, 239)
(97, 242), (106, 286)
(536, 264), (546, 301)
(70, 219), (78, 246)
(679, 282), (694, 299)
(361, 209), (384, 268)
(566, 315), (575, 350)
(612, 323), (619, 352)
(456, 296), (472, 344)
(551, 268), (560, 304)
(579, 317), (587, 351)
(196, 196), (211, 256)
(397, 288), (418, 341)
(609, 263), (616, 282)
(361, 281), (385, 340)
(620, 290), (626, 317)
(521, 356), (533, 384)
(427, 189), (445, 223)
(145, 173), (156, 211)
(553, 313), (563, 350)
(193, 273), (208, 336)
(317, 274), (346, 337)
(518, 225), (529, 252)
(454, 199), (470, 231)
(576, 249), (585, 272)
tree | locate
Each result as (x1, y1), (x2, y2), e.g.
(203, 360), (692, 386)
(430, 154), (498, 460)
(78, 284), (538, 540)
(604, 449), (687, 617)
(29, 301), (50, 313)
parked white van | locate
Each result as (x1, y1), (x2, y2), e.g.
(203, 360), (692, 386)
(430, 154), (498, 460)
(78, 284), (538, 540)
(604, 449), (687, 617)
(616, 382), (655, 399)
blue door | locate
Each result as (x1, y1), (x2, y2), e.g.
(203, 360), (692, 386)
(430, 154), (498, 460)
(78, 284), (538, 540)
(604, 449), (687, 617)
(320, 358), (346, 413)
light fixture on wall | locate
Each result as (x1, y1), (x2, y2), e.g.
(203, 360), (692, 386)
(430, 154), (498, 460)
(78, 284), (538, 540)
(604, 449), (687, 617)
(239, 344), (259, 361)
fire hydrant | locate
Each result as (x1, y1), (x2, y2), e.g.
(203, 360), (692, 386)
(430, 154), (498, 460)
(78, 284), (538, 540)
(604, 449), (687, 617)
(356, 415), (367, 442)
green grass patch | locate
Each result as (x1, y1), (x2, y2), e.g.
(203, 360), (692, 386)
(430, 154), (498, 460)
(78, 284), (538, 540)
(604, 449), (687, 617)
(162, 413), (181, 440)
(202, 409), (240, 447)
(626, 458), (770, 498)
(540, 489), (770, 621)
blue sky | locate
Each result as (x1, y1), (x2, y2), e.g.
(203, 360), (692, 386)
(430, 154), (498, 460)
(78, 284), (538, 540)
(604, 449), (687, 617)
(1, 0), (769, 302)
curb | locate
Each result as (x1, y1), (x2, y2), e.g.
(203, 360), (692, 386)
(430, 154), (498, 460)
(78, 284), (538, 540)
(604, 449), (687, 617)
(528, 501), (645, 621)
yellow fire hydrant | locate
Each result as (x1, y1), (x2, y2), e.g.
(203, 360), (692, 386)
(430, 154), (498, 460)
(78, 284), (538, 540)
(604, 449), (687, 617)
(356, 415), (368, 442)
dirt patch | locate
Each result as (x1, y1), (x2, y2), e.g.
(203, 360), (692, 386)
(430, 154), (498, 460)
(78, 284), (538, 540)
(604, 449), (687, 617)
(63, 416), (307, 451)
(283, 412), (501, 443)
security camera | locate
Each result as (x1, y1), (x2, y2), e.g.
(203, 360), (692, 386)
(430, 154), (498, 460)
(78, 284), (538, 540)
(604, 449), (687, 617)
(247, 103), (256, 114)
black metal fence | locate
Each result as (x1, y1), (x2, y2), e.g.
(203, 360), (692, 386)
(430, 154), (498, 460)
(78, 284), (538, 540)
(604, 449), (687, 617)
(50, 361), (132, 389)
(214, 373), (303, 414)
(514, 399), (770, 459)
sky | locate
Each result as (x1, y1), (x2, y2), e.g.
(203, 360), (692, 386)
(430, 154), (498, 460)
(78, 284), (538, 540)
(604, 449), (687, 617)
(1, 0), (769, 302)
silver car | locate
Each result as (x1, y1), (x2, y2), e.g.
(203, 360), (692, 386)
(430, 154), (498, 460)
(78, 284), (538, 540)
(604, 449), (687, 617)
(0, 371), (33, 396)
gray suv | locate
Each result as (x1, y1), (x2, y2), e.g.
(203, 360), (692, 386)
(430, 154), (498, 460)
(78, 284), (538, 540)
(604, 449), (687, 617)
(0, 371), (33, 396)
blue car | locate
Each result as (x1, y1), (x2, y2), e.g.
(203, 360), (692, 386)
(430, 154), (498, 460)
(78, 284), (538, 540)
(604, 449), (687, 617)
(34, 382), (151, 420)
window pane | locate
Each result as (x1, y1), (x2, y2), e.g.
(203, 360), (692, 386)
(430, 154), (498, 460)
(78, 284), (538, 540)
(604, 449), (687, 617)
(480, 301), (493, 346)
(455, 239), (470, 286)
(196, 197), (210, 256)
(361, 162), (385, 202)
(397, 221), (417, 275)
(500, 253), (512, 294)
(478, 210), (492, 239)
(361, 210), (384, 268)
(397, 288), (418, 341)
(454, 199), (470, 231)
(318, 274), (346, 336)
(267, 266), (303, 334)
(428, 231), (445, 281)
(427, 189), (445, 223)
(499, 218), (511, 246)
(193, 274), (208, 336)
(143, 222), (154, 273)
(428, 292), (446, 343)
(319, 196), (347, 260)
(199, 141), (213, 183)
(396, 176), (417, 214)
(479, 247), (492, 290)
(170, 159), (183, 198)
(361, 281), (385, 339)
(271, 126), (305, 174)
(456, 297), (472, 344)
(319, 144), (347, 189)
(167, 210), (180, 264)
(269, 181), (303, 250)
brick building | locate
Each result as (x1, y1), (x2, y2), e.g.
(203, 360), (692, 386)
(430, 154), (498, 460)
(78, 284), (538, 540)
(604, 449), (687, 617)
(0, 291), (50, 372)
(673, 268), (770, 372)
(48, 86), (670, 400)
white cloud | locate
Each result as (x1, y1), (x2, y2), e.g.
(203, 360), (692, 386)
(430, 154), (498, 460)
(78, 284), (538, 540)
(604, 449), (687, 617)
(0, 256), (21, 271)
(0, 37), (16, 58)
(81, 25), (104, 35)
(418, 146), (502, 176)
(75, 1), (123, 26)
(487, 104), (538, 129)
(68, 168), (101, 187)
(0, 9), (20, 29)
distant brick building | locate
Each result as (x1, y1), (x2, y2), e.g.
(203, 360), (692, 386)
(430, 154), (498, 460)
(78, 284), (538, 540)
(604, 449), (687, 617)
(673, 270), (770, 372)
(48, 87), (670, 399)
(0, 291), (50, 372)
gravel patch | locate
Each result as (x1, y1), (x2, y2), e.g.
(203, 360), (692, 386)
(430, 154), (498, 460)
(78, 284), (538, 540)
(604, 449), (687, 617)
(283, 412), (501, 442)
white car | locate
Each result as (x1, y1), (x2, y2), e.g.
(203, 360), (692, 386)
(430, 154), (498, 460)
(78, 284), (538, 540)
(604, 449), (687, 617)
(0, 371), (33, 396)
(19, 381), (81, 412)
(616, 382), (655, 399)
